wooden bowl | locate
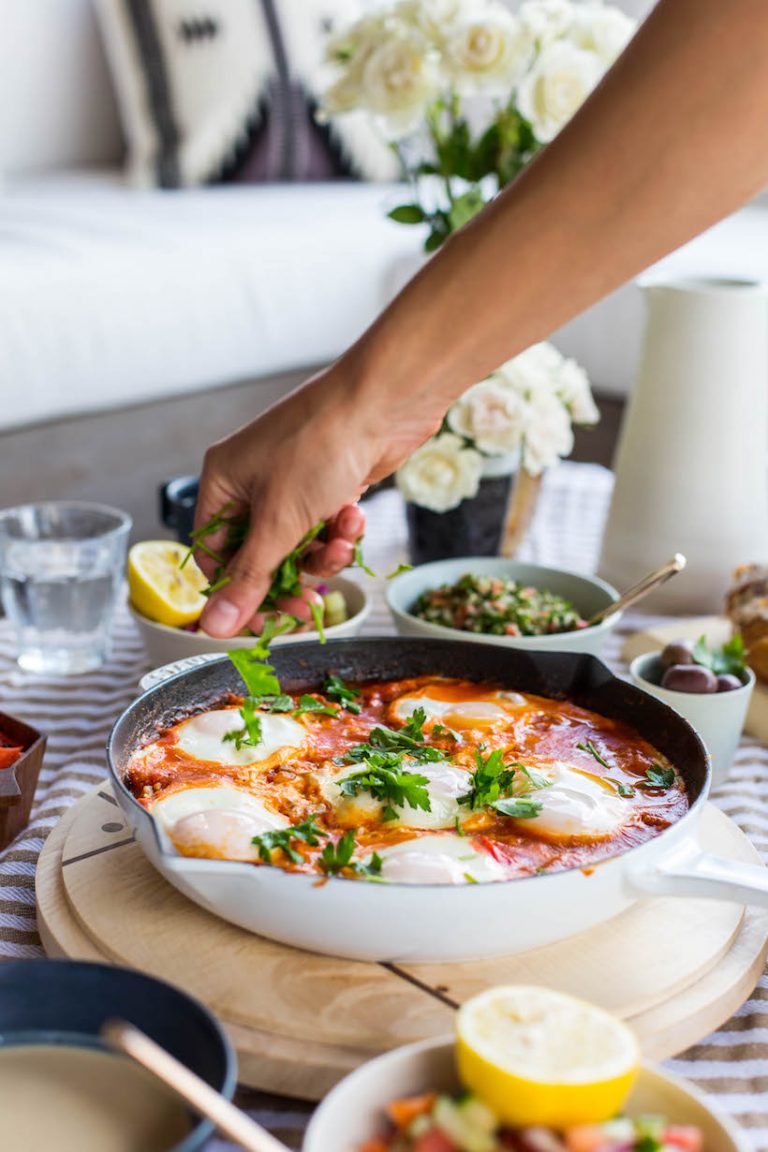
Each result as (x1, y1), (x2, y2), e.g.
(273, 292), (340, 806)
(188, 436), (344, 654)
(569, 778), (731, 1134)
(0, 712), (47, 851)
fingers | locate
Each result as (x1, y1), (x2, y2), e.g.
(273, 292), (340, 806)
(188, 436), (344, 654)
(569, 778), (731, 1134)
(302, 505), (366, 578)
(199, 515), (293, 638)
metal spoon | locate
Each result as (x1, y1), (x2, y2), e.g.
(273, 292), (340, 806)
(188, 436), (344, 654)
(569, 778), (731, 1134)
(101, 1020), (290, 1152)
(587, 553), (687, 627)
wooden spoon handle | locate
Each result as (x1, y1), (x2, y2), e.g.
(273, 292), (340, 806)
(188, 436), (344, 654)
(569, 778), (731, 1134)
(102, 1020), (291, 1152)
(588, 554), (687, 626)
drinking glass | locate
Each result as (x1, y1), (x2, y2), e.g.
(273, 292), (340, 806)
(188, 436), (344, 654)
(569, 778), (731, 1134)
(0, 502), (132, 675)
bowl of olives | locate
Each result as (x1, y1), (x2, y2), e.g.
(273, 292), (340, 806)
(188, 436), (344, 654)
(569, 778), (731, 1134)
(630, 636), (755, 787)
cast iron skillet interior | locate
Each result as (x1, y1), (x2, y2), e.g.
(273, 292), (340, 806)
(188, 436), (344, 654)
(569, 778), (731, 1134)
(109, 639), (710, 835)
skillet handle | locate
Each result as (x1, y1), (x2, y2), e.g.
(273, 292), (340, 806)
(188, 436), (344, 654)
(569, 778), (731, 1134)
(628, 838), (768, 906)
(139, 652), (223, 693)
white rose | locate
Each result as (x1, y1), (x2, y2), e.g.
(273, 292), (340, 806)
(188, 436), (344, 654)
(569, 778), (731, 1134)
(556, 357), (600, 425)
(522, 390), (574, 475)
(516, 40), (604, 142)
(568, 3), (636, 63)
(362, 31), (441, 137)
(396, 0), (485, 44)
(445, 11), (533, 95)
(447, 379), (527, 455)
(519, 0), (574, 45)
(396, 432), (484, 511)
(502, 342), (564, 384)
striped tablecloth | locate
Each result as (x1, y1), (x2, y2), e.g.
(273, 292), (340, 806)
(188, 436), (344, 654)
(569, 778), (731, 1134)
(2, 461), (768, 1150)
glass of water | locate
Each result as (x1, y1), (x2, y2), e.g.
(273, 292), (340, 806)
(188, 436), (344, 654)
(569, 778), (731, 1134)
(0, 502), (132, 675)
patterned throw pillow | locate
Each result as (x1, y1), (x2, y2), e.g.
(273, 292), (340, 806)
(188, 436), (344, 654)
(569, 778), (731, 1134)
(96, 0), (398, 186)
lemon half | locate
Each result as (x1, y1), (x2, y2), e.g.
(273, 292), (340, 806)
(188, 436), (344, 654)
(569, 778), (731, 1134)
(128, 541), (209, 627)
(456, 985), (639, 1129)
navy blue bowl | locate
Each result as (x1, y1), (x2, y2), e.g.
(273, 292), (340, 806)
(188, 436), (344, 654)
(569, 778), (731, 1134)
(0, 959), (236, 1151)
(160, 476), (199, 546)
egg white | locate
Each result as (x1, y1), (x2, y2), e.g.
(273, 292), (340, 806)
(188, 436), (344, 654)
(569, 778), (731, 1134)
(376, 833), (507, 885)
(514, 761), (629, 841)
(392, 689), (526, 730)
(313, 760), (473, 830)
(173, 708), (305, 766)
(151, 784), (288, 862)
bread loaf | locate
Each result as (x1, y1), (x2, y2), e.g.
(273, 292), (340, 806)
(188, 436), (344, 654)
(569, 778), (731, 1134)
(726, 564), (768, 683)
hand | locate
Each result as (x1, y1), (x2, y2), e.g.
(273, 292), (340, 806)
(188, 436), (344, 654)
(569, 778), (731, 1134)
(194, 358), (442, 637)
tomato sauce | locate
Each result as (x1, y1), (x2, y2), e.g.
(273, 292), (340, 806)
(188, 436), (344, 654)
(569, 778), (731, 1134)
(124, 676), (689, 879)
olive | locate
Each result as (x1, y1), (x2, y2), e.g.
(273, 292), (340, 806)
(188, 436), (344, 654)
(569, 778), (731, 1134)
(661, 664), (718, 694)
(660, 640), (696, 670)
(716, 673), (743, 693)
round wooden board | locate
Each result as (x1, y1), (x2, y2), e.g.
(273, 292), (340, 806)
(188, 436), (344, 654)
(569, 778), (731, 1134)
(36, 787), (768, 1100)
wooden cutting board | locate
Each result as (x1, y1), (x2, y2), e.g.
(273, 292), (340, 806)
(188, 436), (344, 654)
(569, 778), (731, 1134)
(35, 787), (768, 1100)
(621, 615), (768, 744)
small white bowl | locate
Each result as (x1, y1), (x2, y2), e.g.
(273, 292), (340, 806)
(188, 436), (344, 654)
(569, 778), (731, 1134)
(129, 575), (371, 668)
(386, 557), (621, 657)
(630, 652), (755, 789)
(304, 1037), (748, 1152)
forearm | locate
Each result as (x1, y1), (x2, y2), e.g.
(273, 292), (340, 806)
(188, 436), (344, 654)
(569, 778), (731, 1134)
(350, 0), (768, 416)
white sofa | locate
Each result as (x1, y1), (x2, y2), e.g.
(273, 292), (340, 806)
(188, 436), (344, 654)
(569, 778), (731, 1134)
(3, 0), (767, 444)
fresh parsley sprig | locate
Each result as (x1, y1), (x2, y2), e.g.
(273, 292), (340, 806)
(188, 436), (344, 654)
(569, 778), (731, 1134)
(459, 750), (551, 811)
(223, 697), (263, 751)
(252, 816), (325, 864)
(343, 711), (444, 765)
(460, 748), (515, 810)
(645, 763), (676, 789)
(319, 829), (357, 875)
(339, 758), (432, 821)
(576, 739), (613, 770)
(693, 633), (747, 678)
(323, 674), (362, 715)
(293, 695), (340, 719)
(492, 796), (544, 819)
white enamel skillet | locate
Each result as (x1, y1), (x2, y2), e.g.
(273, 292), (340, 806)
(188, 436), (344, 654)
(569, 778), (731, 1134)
(107, 639), (768, 964)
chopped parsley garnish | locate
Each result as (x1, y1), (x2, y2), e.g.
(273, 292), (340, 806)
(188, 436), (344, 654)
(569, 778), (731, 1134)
(577, 739), (613, 770)
(228, 648), (281, 699)
(432, 723), (458, 743)
(618, 782), (636, 798)
(339, 760), (432, 819)
(463, 872), (478, 884)
(386, 562), (413, 579)
(319, 830), (357, 875)
(293, 695), (340, 719)
(223, 697), (262, 750)
(454, 815), (466, 836)
(492, 797), (544, 819)
(459, 750), (550, 811)
(644, 763), (676, 789)
(343, 714), (444, 765)
(251, 816), (325, 864)
(259, 694), (295, 713)
(187, 508), (330, 641)
(323, 675), (362, 715)
(460, 749), (515, 810)
(357, 851), (384, 880)
(353, 537), (376, 578)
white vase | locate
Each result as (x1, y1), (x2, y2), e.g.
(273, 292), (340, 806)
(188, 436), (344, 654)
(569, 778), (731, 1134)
(598, 277), (768, 613)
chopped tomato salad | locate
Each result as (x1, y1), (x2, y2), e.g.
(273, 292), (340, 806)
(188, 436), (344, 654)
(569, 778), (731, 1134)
(360, 1093), (702, 1152)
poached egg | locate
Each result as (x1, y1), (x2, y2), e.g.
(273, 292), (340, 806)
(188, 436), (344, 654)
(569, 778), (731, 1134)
(151, 784), (288, 861)
(173, 708), (305, 767)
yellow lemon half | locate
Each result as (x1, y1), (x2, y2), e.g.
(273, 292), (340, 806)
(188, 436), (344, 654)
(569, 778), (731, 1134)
(128, 541), (209, 627)
(456, 985), (639, 1130)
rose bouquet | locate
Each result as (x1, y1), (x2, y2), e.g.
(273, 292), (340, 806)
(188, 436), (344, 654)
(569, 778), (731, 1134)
(397, 341), (598, 510)
(321, 0), (636, 251)
(396, 342), (598, 554)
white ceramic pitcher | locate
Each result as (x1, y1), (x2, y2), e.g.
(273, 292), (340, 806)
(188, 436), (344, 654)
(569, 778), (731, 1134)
(599, 277), (768, 612)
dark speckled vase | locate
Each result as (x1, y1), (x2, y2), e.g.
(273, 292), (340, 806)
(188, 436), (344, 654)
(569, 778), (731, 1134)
(405, 471), (514, 565)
